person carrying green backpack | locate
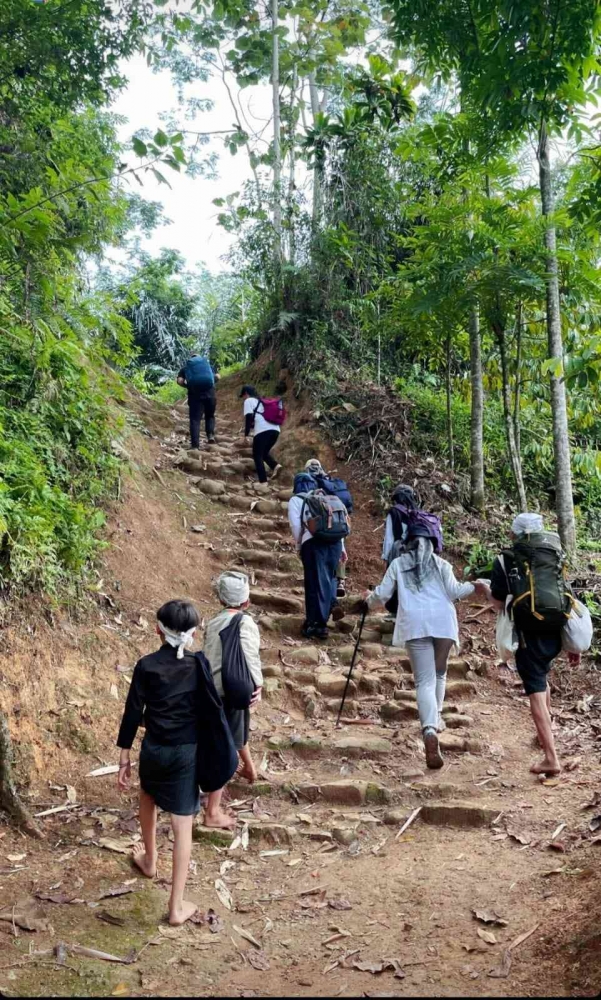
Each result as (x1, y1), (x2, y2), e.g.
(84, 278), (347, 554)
(488, 512), (580, 778)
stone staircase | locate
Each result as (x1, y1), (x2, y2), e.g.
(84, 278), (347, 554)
(165, 410), (505, 851)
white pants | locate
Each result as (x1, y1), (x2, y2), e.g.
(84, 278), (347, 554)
(406, 637), (454, 733)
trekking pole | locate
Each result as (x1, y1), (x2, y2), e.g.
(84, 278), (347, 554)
(336, 605), (368, 728)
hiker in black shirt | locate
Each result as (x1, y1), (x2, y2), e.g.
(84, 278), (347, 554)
(487, 512), (580, 778)
(117, 599), (236, 926)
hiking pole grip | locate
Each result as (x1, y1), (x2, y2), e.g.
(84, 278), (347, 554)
(336, 605), (368, 728)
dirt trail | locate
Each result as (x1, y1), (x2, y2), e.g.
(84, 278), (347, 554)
(1, 376), (600, 998)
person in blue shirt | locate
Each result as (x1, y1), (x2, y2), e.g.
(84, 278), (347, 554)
(177, 355), (219, 448)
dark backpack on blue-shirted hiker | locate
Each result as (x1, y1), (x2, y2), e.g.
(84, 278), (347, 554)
(184, 356), (214, 390)
(314, 474), (353, 514)
(301, 490), (351, 545)
(220, 613), (255, 710)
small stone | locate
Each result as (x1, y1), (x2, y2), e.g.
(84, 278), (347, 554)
(359, 675), (381, 694)
(360, 642), (385, 658)
(331, 645), (359, 665)
(360, 630), (384, 644)
(336, 619), (355, 634)
(401, 768), (425, 782)
(445, 680), (478, 701)
(443, 713), (474, 729)
(190, 524), (206, 533)
(247, 822), (297, 844)
(332, 827), (358, 846)
(411, 781), (475, 799)
(381, 700), (419, 721)
(228, 495), (253, 511)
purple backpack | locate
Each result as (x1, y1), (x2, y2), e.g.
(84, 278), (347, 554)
(393, 504), (443, 554)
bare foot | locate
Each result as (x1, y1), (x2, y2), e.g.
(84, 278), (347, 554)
(237, 762), (257, 784)
(132, 842), (157, 878)
(169, 899), (198, 926)
(204, 809), (236, 830)
(530, 758), (561, 776)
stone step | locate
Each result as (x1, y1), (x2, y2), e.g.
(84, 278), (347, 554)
(237, 550), (298, 572)
(265, 733), (392, 760)
(420, 801), (500, 829)
(233, 566), (300, 585)
(292, 779), (392, 807)
(250, 589), (303, 614)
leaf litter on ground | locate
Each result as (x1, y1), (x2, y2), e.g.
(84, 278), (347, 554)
(472, 908), (508, 927)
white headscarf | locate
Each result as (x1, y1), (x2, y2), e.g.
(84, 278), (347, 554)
(157, 621), (196, 659)
(305, 459), (325, 475)
(512, 512), (544, 535)
(217, 570), (250, 608)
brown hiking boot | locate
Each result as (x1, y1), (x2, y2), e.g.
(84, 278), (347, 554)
(424, 731), (444, 770)
(331, 604), (345, 622)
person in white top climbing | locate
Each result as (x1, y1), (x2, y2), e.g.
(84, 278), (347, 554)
(363, 538), (489, 770)
(240, 384), (283, 483)
(203, 571), (263, 829)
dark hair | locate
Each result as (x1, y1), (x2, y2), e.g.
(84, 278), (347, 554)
(392, 484), (418, 509)
(157, 599), (200, 632)
(239, 384), (257, 398)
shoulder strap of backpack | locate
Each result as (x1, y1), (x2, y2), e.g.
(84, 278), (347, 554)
(253, 399), (262, 416)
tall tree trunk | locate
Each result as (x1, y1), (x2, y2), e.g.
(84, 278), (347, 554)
(271, 0), (282, 286)
(495, 322), (528, 508)
(307, 71), (324, 226)
(446, 329), (455, 471)
(0, 710), (43, 838)
(538, 120), (576, 552)
(287, 65), (297, 267)
(468, 305), (485, 510)
(513, 300), (523, 458)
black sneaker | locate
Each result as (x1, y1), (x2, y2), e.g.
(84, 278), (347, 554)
(313, 627), (329, 640)
(336, 583), (346, 599)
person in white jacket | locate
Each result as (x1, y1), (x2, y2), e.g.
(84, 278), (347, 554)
(203, 571), (263, 828)
(365, 538), (488, 769)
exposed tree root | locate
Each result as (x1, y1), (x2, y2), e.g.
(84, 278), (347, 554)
(0, 710), (44, 839)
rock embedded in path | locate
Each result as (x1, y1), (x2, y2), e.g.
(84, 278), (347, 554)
(295, 779), (391, 806)
(411, 780), (479, 800)
(262, 663), (282, 679)
(445, 680), (478, 701)
(360, 642), (385, 658)
(443, 713), (474, 729)
(316, 673), (356, 698)
(331, 645), (360, 665)
(193, 825), (235, 846)
(360, 630), (384, 645)
(250, 589), (303, 614)
(439, 734), (483, 754)
(247, 822), (297, 844)
(420, 801), (500, 829)
(287, 647), (320, 665)
(226, 495), (252, 511)
(256, 500), (279, 514)
(198, 478), (226, 497)
(332, 736), (392, 757)
(381, 700), (419, 722)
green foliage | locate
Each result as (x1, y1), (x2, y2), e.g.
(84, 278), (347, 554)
(0, 312), (122, 592)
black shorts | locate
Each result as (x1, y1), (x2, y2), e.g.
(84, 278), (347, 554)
(224, 704), (250, 751)
(139, 738), (200, 816)
(515, 631), (563, 695)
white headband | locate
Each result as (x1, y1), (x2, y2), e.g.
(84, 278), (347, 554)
(158, 621), (196, 659)
(217, 571), (250, 607)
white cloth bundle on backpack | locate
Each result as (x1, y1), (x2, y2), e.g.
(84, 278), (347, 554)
(562, 599), (594, 654)
(494, 555), (519, 662)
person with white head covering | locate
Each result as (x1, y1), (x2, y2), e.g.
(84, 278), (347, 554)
(488, 512), (579, 777)
(203, 571), (263, 828)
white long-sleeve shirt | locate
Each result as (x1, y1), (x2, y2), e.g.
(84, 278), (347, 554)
(288, 494), (347, 552)
(381, 513), (408, 562)
(367, 555), (474, 646)
(203, 609), (263, 697)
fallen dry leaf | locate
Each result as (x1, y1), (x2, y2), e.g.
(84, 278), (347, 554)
(352, 959), (404, 978)
(488, 949), (512, 979)
(329, 898), (353, 911)
(472, 908), (508, 927)
(66, 785), (77, 804)
(507, 829), (531, 846)
(0, 900), (53, 933)
(214, 879), (233, 911)
(508, 923), (539, 951)
(98, 838), (134, 855)
(247, 950), (270, 971)
(97, 910), (126, 928)
(97, 886), (136, 901)
(233, 924), (261, 949)
(7, 853), (26, 863)
(477, 928), (497, 945)
(34, 892), (81, 905)
(111, 985), (128, 997)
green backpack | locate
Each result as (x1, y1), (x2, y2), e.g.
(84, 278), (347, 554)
(502, 530), (572, 629)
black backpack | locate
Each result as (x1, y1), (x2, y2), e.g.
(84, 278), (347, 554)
(220, 613), (255, 710)
(301, 490), (350, 545)
(503, 530), (572, 630)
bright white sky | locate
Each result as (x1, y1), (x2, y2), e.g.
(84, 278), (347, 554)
(110, 55), (274, 272)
